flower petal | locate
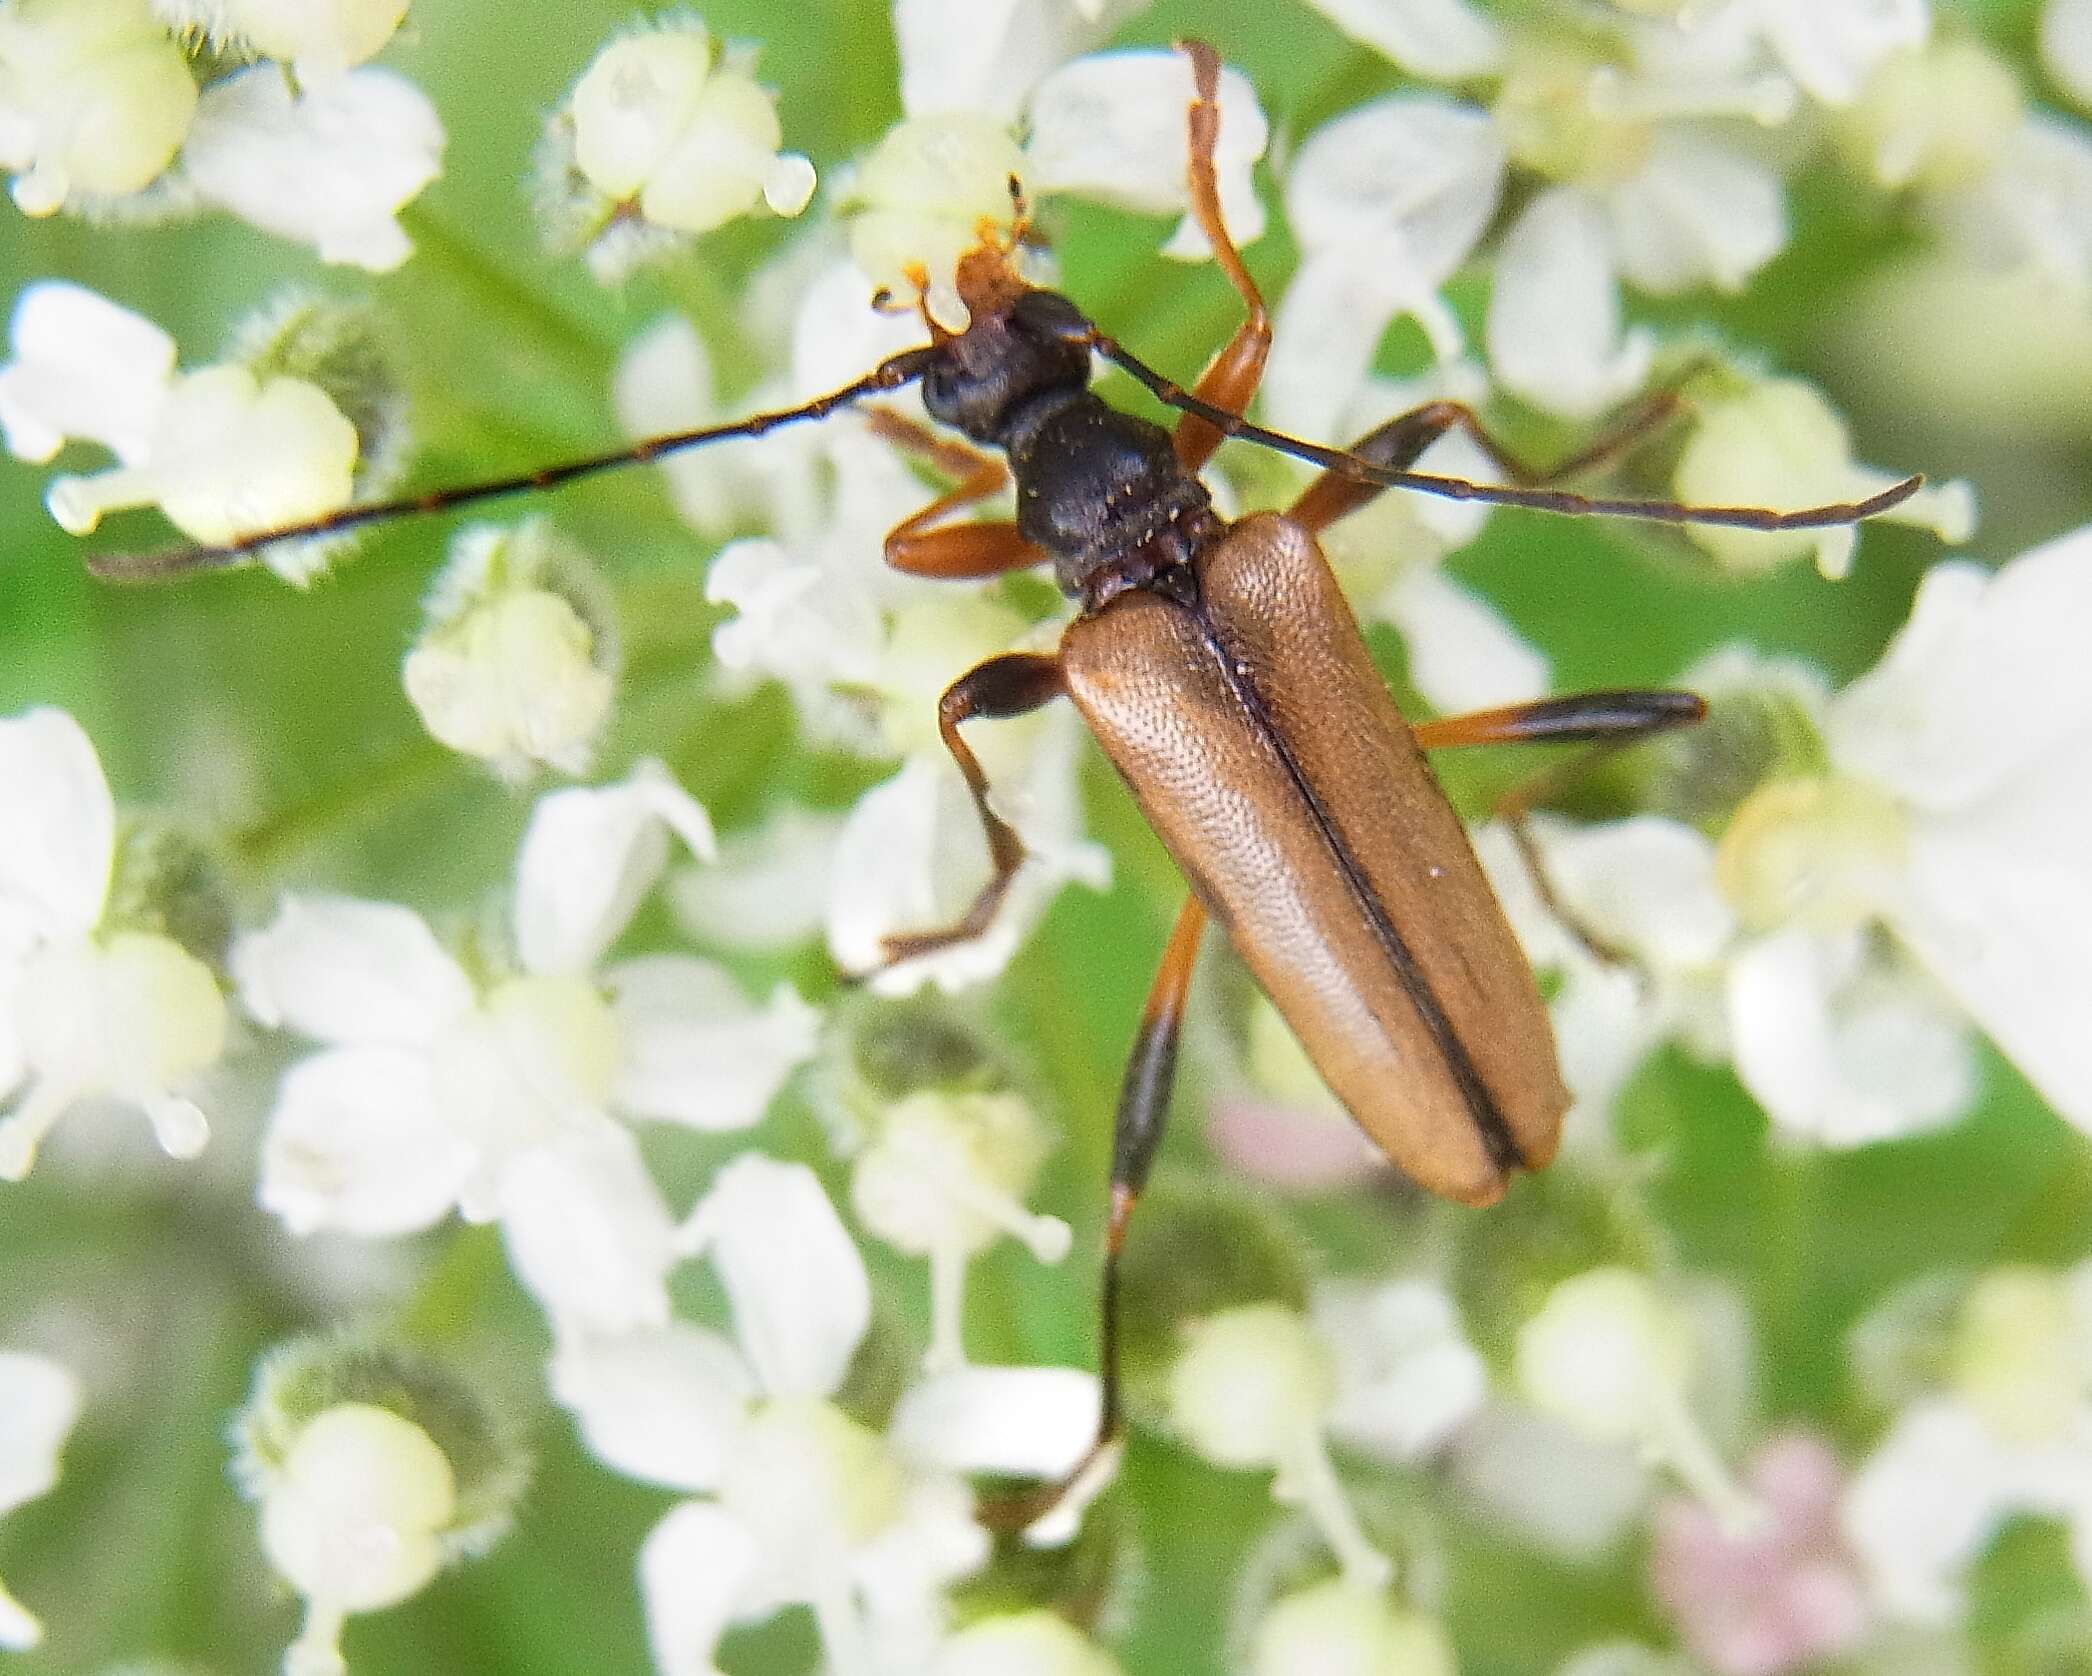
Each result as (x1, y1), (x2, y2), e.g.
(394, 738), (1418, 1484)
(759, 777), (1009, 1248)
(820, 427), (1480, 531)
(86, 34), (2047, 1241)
(893, 0), (1143, 121)
(513, 761), (717, 979)
(1379, 569), (1549, 714)
(0, 708), (114, 942)
(1604, 136), (1787, 296)
(2045, 0), (2092, 110)
(639, 1501), (761, 1676)
(1293, 0), (1507, 80)
(889, 1366), (1102, 1479)
(233, 895), (473, 1046)
(1726, 929), (1978, 1146)
(182, 65), (444, 271)
(607, 956), (821, 1131)
(1316, 1279), (1488, 1461)
(677, 1154), (870, 1399)
(0, 282), (174, 465)
(1842, 1399), (2013, 1624)
(0, 1351), (79, 1514)
(1486, 190), (1656, 420)
(499, 1122), (679, 1336)
(669, 805), (842, 953)
(260, 1046), (470, 1236)
(550, 1325), (753, 1492)
(1025, 50), (1267, 257)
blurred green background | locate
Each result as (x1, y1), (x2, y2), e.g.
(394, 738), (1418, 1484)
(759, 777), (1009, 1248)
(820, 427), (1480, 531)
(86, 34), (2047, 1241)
(3, 1), (2092, 1672)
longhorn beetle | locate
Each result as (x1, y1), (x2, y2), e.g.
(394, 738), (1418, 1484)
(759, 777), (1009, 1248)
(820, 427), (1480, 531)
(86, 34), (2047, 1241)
(86, 41), (1923, 1520)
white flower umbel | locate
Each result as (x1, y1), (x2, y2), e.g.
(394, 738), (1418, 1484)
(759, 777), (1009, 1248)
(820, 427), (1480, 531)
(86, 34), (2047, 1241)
(179, 63), (444, 271)
(1673, 379), (1975, 578)
(1249, 1579), (1459, 1676)
(239, 764), (818, 1333)
(546, 17), (813, 281)
(0, 708), (227, 1180)
(402, 520), (619, 781)
(152, 0), (409, 82)
(1717, 525), (2092, 1135)
(845, 43), (1266, 330)
(550, 1156), (1098, 1676)
(1515, 1268), (1762, 1535)
(0, 0), (196, 215)
(0, 1351), (81, 1649)
(1843, 1263), (2092, 1623)
(850, 1089), (1071, 1373)
(1169, 1304), (1394, 1588)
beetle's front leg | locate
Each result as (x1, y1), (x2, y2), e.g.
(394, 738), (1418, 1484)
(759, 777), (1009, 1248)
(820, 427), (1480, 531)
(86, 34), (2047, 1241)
(870, 652), (1068, 968)
(984, 893), (1208, 1534)
(1415, 689), (1706, 966)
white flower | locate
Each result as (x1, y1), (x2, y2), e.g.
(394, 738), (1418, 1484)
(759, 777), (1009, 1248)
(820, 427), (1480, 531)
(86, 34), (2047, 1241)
(1718, 525), (2092, 1135)
(238, 765), (817, 1334)
(845, 43), (1267, 329)
(152, 0), (409, 82)
(1926, 110), (2092, 303)
(1263, 97), (1504, 438)
(1293, 0), (1506, 82)
(179, 63), (444, 271)
(1835, 39), (2024, 193)
(1314, 1277), (1489, 1463)
(1843, 1264), (2092, 1623)
(0, 283), (362, 564)
(1481, 25), (1797, 417)
(1714, 0), (1928, 107)
(848, 1089), (1072, 1373)
(259, 1404), (457, 1676)
(1249, 1579), (1458, 1676)
(0, 0), (196, 215)
(893, 0), (1147, 123)
(0, 708), (227, 1180)
(0, 1351), (81, 1650)
(401, 520), (618, 780)
(1167, 1303), (1392, 1587)
(550, 1156), (1098, 1676)
(549, 15), (812, 281)
(1515, 1268), (1762, 1535)
(1673, 379), (1974, 578)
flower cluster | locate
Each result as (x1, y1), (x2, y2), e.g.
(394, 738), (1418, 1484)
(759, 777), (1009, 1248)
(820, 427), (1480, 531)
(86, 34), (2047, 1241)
(3, 1), (2091, 1675)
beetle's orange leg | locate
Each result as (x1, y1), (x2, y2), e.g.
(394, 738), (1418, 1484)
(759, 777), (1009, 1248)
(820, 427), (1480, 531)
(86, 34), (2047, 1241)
(866, 409), (1054, 580)
(1172, 40), (1270, 474)
(1417, 689), (1707, 967)
(984, 893), (1208, 1534)
(1288, 383), (1693, 536)
(870, 652), (1067, 968)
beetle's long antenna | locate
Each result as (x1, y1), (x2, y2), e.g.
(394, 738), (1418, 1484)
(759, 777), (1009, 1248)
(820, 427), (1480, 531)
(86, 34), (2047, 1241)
(85, 346), (943, 583)
(1085, 332), (1924, 532)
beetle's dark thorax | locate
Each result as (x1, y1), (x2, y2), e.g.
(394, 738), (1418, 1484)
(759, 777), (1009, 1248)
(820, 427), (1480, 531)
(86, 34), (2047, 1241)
(921, 289), (1222, 610)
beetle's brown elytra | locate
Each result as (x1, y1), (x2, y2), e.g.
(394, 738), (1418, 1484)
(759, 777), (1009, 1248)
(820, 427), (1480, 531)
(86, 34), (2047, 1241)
(81, 35), (1922, 1529)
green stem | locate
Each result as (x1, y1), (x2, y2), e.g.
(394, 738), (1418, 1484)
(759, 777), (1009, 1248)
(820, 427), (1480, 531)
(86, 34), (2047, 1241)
(398, 208), (615, 371)
(231, 739), (454, 875)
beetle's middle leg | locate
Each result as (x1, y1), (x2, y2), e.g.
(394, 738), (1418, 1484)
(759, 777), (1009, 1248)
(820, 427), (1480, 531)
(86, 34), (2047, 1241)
(1288, 381), (1693, 535)
(870, 651), (1068, 967)
(985, 892), (1208, 1533)
(1171, 40), (1271, 474)
(867, 410), (1055, 580)
(1416, 691), (1706, 965)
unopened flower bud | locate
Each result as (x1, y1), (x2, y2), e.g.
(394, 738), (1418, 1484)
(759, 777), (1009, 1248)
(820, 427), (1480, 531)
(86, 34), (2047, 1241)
(156, 0), (410, 81)
(1946, 1266), (2090, 1444)
(933, 1610), (1125, 1676)
(1250, 1581), (1457, 1676)
(1713, 776), (1907, 934)
(403, 520), (619, 779)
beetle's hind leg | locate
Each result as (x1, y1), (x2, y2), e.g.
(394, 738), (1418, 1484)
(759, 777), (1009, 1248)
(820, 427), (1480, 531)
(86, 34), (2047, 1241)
(1416, 691), (1707, 967)
(1171, 40), (1271, 474)
(983, 893), (1208, 1535)
(1288, 380), (1695, 536)
(863, 652), (1068, 971)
